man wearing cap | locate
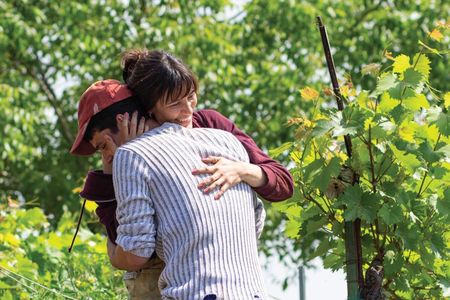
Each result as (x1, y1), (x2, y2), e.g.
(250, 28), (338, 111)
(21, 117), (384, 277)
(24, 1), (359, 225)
(70, 79), (164, 299)
(70, 79), (267, 299)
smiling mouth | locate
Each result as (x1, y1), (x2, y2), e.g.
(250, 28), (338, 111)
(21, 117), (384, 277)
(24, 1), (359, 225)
(175, 117), (192, 125)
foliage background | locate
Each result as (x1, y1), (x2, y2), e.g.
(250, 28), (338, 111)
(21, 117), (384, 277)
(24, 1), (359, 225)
(0, 0), (448, 298)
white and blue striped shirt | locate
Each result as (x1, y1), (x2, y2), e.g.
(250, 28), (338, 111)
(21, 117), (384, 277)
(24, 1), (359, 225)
(113, 123), (267, 300)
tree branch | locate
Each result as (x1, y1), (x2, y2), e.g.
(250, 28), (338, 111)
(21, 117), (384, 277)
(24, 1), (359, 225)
(26, 62), (74, 145)
(349, 0), (384, 35)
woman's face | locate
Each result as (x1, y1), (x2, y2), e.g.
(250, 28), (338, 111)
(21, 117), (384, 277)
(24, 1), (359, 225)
(151, 90), (197, 128)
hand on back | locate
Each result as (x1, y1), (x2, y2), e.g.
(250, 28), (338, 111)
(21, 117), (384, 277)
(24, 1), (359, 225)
(192, 156), (245, 200)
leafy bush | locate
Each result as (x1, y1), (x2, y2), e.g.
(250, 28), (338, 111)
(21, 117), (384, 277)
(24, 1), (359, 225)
(275, 24), (450, 298)
(0, 200), (126, 299)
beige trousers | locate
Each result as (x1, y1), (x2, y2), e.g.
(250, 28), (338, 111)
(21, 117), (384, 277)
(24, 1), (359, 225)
(124, 257), (165, 300)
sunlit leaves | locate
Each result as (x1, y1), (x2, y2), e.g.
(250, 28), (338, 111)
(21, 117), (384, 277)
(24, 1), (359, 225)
(299, 87), (319, 101)
(413, 53), (431, 81)
(376, 73), (397, 93)
(429, 28), (444, 42)
(389, 144), (421, 173)
(0, 205), (126, 299)
(285, 218), (301, 239)
(283, 29), (449, 298)
(444, 92), (450, 109)
(403, 94), (430, 110)
(393, 54), (411, 74)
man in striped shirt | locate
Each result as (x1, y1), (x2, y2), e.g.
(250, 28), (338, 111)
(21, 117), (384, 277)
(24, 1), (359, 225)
(110, 122), (267, 299)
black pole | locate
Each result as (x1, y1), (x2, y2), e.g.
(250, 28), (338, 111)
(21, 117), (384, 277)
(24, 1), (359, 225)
(316, 16), (364, 299)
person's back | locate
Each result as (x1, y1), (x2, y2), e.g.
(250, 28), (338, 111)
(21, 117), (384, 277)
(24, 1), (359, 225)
(113, 123), (266, 300)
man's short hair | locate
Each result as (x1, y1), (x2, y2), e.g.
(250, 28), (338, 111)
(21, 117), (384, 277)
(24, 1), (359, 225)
(83, 96), (147, 142)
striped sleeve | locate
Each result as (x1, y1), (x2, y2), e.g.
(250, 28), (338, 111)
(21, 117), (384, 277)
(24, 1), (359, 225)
(112, 148), (155, 258)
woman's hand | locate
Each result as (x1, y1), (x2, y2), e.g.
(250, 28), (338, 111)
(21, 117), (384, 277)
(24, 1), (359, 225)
(192, 156), (268, 200)
(101, 111), (157, 174)
(117, 111), (154, 145)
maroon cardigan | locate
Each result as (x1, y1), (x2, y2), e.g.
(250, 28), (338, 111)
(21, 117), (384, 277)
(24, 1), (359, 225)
(80, 109), (294, 243)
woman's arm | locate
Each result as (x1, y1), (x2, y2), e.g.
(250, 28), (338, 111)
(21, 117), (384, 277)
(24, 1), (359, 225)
(192, 109), (294, 201)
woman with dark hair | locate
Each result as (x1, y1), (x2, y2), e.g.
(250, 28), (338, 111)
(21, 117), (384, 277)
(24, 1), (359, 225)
(121, 49), (293, 200)
(80, 49), (293, 299)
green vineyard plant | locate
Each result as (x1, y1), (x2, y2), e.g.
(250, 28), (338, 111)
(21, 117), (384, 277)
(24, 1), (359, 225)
(0, 201), (126, 299)
(274, 24), (449, 299)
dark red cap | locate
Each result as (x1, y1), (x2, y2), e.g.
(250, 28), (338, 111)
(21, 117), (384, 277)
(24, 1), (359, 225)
(70, 79), (133, 156)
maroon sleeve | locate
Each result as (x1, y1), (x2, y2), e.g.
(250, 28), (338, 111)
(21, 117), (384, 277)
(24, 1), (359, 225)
(194, 109), (294, 201)
(95, 201), (119, 244)
(80, 170), (118, 244)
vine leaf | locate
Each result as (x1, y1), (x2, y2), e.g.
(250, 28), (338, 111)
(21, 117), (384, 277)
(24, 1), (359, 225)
(444, 92), (450, 109)
(337, 185), (378, 222)
(312, 157), (341, 193)
(392, 54), (411, 74)
(436, 112), (450, 136)
(403, 94), (430, 111)
(376, 73), (397, 93)
(285, 218), (301, 239)
(429, 28), (443, 42)
(403, 68), (422, 87)
(389, 144), (421, 173)
(413, 53), (431, 81)
(300, 87), (319, 101)
(378, 202), (403, 225)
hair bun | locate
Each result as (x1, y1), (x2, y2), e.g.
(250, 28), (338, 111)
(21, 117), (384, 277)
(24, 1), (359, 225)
(121, 49), (148, 83)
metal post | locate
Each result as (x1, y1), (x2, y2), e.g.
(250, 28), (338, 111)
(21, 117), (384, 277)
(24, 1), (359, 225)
(316, 16), (364, 300)
(298, 266), (305, 300)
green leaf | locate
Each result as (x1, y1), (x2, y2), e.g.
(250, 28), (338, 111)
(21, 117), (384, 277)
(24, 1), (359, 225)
(338, 186), (379, 222)
(322, 252), (343, 271)
(388, 82), (415, 100)
(269, 142), (293, 158)
(0, 281), (13, 289)
(303, 158), (325, 183)
(389, 144), (421, 173)
(384, 253), (404, 276)
(284, 218), (301, 239)
(389, 104), (408, 124)
(403, 68), (422, 87)
(284, 204), (302, 220)
(305, 216), (328, 236)
(430, 232), (446, 257)
(310, 238), (333, 260)
(393, 54), (411, 74)
(312, 157), (341, 193)
(1, 291), (13, 300)
(418, 142), (442, 163)
(378, 93), (400, 113)
(312, 119), (334, 137)
(444, 92), (450, 109)
(396, 223), (421, 250)
(436, 189), (450, 217)
(436, 112), (450, 136)
(413, 53), (431, 81)
(376, 73), (398, 94)
(301, 205), (321, 221)
(378, 202), (403, 225)
(403, 94), (430, 110)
